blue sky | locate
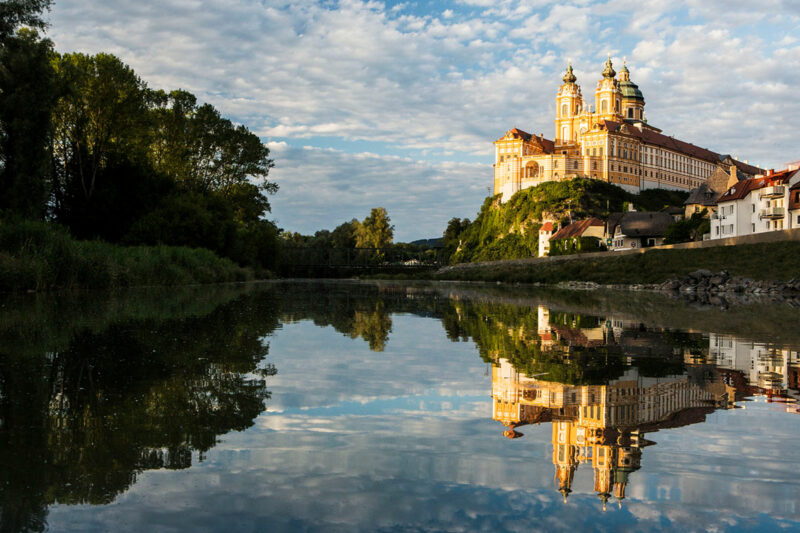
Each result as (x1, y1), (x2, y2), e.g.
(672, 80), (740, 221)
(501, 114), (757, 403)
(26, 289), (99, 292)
(47, 0), (800, 240)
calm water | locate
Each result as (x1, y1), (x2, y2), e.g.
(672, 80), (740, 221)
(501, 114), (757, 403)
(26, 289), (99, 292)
(2, 281), (800, 532)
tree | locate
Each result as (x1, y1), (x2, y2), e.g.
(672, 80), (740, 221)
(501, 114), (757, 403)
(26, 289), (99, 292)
(0, 29), (55, 219)
(355, 207), (394, 248)
(0, 0), (52, 40)
(50, 52), (151, 213)
(149, 90), (276, 197)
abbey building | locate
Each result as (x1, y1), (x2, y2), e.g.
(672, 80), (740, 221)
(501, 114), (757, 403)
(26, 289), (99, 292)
(493, 58), (763, 201)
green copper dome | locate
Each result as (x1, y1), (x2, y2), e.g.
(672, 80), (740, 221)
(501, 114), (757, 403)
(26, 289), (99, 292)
(619, 79), (644, 101)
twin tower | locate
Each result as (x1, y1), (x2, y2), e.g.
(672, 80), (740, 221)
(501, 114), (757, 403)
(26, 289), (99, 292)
(555, 57), (646, 147)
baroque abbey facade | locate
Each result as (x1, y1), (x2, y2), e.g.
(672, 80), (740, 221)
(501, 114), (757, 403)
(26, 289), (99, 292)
(493, 58), (762, 201)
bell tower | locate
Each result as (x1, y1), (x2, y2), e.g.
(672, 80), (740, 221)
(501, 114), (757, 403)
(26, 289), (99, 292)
(595, 55), (621, 121)
(618, 60), (646, 121)
(555, 62), (582, 147)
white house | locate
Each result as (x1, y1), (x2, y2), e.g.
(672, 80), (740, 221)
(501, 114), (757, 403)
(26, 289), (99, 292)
(710, 165), (800, 239)
(538, 221), (554, 257)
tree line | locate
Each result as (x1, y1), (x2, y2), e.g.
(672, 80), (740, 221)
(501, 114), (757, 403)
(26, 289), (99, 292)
(0, 1), (280, 270)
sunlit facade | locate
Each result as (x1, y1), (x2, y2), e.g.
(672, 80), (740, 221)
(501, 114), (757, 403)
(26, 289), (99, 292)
(493, 58), (763, 201)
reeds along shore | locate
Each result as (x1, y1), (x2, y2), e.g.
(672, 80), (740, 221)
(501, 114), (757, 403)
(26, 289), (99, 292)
(0, 220), (254, 292)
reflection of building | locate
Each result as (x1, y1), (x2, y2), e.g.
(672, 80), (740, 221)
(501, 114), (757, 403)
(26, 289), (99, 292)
(492, 360), (724, 507)
(708, 333), (800, 399)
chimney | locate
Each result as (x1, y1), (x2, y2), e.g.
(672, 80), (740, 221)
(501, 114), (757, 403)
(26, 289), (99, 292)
(729, 165), (737, 178)
(767, 168), (774, 176)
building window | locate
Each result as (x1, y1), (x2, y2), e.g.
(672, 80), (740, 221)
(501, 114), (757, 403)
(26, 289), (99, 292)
(602, 100), (608, 113)
(628, 108), (633, 118)
(752, 205), (755, 213)
(751, 223), (755, 232)
(562, 103), (568, 116)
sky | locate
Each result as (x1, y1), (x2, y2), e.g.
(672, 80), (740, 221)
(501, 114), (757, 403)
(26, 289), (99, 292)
(46, 0), (800, 241)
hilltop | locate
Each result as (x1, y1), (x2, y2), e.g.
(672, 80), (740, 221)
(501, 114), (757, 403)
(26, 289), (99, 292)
(445, 178), (687, 263)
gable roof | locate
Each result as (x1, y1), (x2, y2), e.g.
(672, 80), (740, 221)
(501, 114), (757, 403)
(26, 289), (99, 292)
(540, 222), (554, 232)
(550, 218), (604, 240)
(496, 128), (554, 153)
(618, 212), (674, 238)
(717, 169), (799, 203)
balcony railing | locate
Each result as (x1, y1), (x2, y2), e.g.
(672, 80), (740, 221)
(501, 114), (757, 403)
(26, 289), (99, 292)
(759, 185), (785, 199)
(759, 206), (784, 219)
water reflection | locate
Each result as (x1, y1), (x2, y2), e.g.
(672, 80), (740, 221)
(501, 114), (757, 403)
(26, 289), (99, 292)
(0, 286), (280, 532)
(3, 281), (800, 531)
(488, 303), (800, 509)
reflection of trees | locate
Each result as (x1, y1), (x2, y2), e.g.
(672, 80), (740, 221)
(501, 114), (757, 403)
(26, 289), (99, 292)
(440, 299), (691, 385)
(0, 287), (281, 532)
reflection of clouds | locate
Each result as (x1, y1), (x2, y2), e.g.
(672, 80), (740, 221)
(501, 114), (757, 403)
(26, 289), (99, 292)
(265, 316), (488, 412)
(43, 300), (800, 531)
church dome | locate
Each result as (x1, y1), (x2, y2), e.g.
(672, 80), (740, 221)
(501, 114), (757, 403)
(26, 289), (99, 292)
(619, 79), (644, 102)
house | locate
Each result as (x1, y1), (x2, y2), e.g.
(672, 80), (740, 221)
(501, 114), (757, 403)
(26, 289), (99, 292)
(606, 211), (674, 250)
(684, 160), (754, 218)
(660, 206), (685, 222)
(548, 218), (605, 254)
(538, 221), (554, 257)
(710, 166), (800, 239)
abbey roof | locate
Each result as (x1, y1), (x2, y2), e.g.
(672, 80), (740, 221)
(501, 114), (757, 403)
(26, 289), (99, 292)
(600, 120), (763, 174)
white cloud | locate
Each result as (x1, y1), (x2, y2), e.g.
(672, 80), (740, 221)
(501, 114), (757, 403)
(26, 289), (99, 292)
(46, 0), (800, 237)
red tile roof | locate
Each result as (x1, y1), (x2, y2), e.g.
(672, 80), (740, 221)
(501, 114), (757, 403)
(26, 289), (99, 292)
(540, 222), (554, 232)
(600, 120), (763, 172)
(550, 218), (604, 240)
(497, 128), (555, 153)
(717, 169), (798, 203)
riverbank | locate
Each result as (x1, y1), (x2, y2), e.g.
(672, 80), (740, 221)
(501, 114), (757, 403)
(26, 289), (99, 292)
(0, 220), (255, 292)
(403, 241), (800, 289)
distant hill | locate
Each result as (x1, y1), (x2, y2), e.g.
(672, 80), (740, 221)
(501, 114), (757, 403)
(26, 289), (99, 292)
(410, 238), (444, 248)
(446, 178), (688, 264)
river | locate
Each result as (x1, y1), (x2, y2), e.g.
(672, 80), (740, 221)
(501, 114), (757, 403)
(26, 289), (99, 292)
(2, 280), (799, 532)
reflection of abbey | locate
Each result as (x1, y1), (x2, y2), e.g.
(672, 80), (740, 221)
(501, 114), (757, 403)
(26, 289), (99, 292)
(493, 58), (762, 201)
(489, 305), (800, 508)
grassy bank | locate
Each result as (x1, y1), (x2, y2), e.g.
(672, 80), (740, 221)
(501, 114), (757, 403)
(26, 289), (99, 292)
(0, 220), (254, 292)
(435, 241), (800, 285)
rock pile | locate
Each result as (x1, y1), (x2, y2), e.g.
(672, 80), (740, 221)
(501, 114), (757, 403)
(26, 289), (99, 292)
(659, 270), (800, 295)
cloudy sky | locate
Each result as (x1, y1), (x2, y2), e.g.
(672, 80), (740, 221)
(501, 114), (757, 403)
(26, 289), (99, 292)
(47, 0), (800, 241)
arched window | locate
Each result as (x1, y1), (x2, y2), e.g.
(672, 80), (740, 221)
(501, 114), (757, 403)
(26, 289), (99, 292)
(601, 100), (608, 113)
(562, 103), (568, 116)
(562, 126), (568, 140)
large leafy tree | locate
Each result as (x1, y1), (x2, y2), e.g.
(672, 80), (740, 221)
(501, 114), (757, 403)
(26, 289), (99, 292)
(50, 52), (151, 207)
(0, 29), (55, 219)
(355, 207), (394, 248)
(149, 89), (276, 198)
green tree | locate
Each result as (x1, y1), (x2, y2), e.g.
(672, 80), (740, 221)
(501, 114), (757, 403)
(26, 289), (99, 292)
(0, 29), (55, 219)
(331, 219), (358, 248)
(0, 0), (52, 40)
(149, 90), (276, 197)
(355, 207), (394, 248)
(50, 52), (151, 213)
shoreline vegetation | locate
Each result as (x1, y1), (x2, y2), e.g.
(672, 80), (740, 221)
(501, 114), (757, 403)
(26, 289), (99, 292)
(0, 220), (255, 292)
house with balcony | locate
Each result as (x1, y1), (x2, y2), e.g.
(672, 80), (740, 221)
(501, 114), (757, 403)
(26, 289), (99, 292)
(710, 166), (800, 239)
